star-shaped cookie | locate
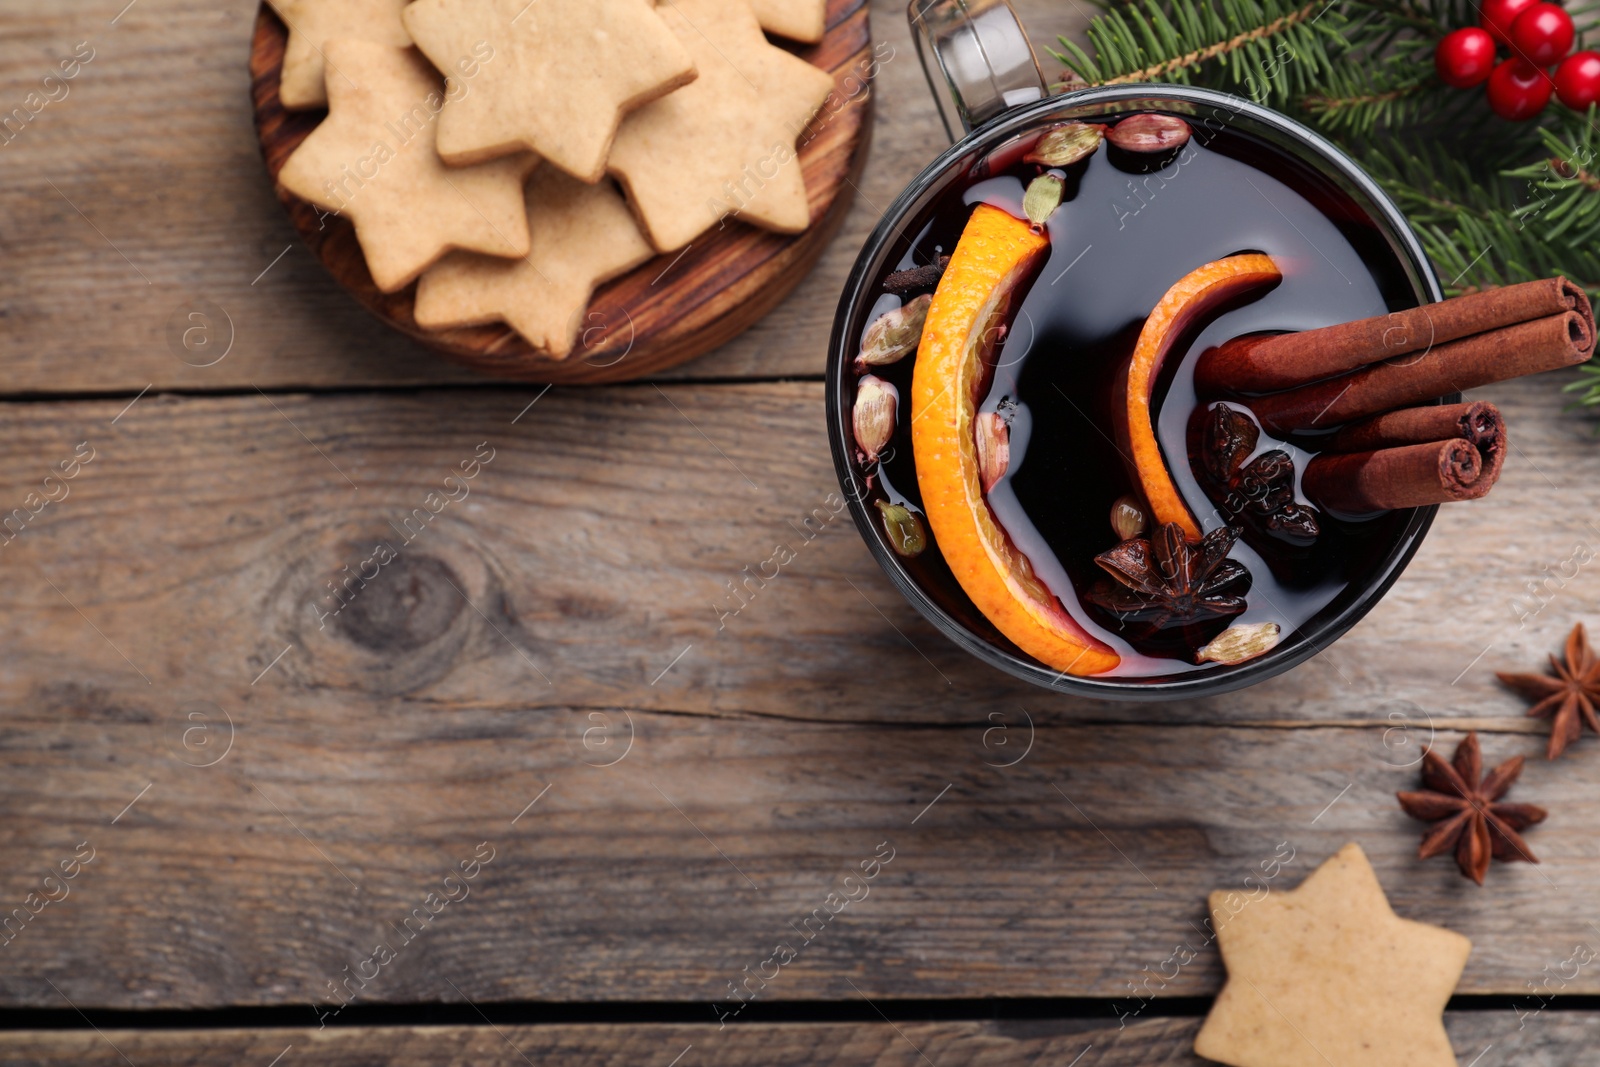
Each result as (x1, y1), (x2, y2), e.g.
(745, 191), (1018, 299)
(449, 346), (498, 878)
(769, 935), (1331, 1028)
(278, 42), (536, 293)
(1194, 843), (1471, 1067)
(608, 0), (837, 252)
(266, 0), (414, 110)
(750, 0), (827, 43)
(414, 167), (654, 358)
(401, 0), (696, 180)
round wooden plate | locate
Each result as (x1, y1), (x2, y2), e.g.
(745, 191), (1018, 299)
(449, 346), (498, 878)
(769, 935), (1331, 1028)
(249, 1), (874, 384)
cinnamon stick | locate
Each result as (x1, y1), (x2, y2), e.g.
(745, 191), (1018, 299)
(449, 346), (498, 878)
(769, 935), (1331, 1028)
(1303, 438), (1497, 514)
(1242, 311), (1593, 435)
(1322, 400), (1507, 492)
(1322, 400), (1503, 452)
(1195, 277), (1593, 395)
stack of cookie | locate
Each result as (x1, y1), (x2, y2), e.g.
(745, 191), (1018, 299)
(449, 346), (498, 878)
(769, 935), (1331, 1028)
(269, 0), (835, 359)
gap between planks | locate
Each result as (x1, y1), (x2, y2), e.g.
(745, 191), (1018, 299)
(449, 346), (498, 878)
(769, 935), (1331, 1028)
(0, 375), (829, 408)
(0, 1011), (1589, 1066)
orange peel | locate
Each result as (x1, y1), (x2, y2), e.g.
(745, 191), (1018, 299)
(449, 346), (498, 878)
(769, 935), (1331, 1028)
(912, 204), (1120, 677)
(1124, 254), (1281, 539)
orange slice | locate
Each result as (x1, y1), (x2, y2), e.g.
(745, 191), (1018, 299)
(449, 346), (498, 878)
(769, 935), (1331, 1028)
(912, 204), (1120, 677)
(1124, 254), (1281, 539)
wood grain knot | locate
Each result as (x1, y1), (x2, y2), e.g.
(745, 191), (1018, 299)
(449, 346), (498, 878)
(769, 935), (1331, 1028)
(264, 527), (539, 696)
(331, 554), (464, 654)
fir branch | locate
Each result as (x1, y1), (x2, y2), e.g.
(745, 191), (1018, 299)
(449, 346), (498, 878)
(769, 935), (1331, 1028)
(1101, 1), (1323, 85)
(1501, 112), (1600, 245)
(1555, 161), (1600, 193)
(1297, 64), (1445, 135)
(1563, 365), (1600, 411)
(1050, 0), (1349, 113)
(1304, 85), (1415, 111)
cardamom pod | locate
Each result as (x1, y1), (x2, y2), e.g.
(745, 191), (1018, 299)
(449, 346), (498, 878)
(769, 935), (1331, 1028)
(1196, 621), (1282, 666)
(1110, 495), (1147, 541)
(856, 293), (932, 370)
(1023, 174), (1065, 226)
(875, 499), (927, 557)
(1023, 122), (1105, 167)
(853, 375), (897, 464)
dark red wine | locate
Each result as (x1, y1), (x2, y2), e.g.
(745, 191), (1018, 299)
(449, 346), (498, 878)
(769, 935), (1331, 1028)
(859, 114), (1423, 678)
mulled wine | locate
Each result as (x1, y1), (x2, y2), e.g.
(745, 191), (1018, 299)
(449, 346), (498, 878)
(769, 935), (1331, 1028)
(841, 106), (1442, 682)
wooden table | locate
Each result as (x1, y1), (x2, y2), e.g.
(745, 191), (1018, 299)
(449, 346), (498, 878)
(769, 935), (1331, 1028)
(3, 0), (1599, 1062)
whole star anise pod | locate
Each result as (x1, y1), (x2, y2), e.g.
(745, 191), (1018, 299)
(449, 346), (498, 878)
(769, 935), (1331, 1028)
(1496, 623), (1600, 759)
(1083, 521), (1249, 630)
(1396, 731), (1547, 885)
(1195, 404), (1319, 545)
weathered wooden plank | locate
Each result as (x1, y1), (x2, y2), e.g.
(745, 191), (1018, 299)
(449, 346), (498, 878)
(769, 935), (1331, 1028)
(0, 377), (1596, 1009)
(0, 1015), (1594, 1067)
(0, 0), (1086, 393)
(1, 706), (1595, 1008)
(0, 376), (1592, 727)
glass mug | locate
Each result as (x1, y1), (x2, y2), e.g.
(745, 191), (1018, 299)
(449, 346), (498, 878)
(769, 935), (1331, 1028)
(825, 0), (1447, 700)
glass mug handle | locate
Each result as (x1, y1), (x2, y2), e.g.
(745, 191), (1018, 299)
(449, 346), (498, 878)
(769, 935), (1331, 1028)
(907, 0), (1049, 142)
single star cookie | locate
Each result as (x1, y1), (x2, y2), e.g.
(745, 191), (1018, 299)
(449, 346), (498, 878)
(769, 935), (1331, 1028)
(401, 0), (696, 180)
(609, 0), (837, 252)
(414, 168), (654, 359)
(750, 0), (827, 42)
(1194, 843), (1471, 1067)
(266, 0), (413, 110)
(278, 42), (536, 293)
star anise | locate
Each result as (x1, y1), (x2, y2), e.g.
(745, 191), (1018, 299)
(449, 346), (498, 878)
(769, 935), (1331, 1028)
(1396, 731), (1547, 885)
(1195, 403), (1319, 546)
(1496, 623), (1600, 760)
(1083, 522), (1249, 630)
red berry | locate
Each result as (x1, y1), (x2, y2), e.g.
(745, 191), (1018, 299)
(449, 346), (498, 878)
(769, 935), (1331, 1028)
(1556, 50), (1600, 109)
(1509, 3), (1576, 66)
(1487, 57), (1555, 119)
(1481, 0), (1540, 45)
(1436, 27), (1499, 88)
